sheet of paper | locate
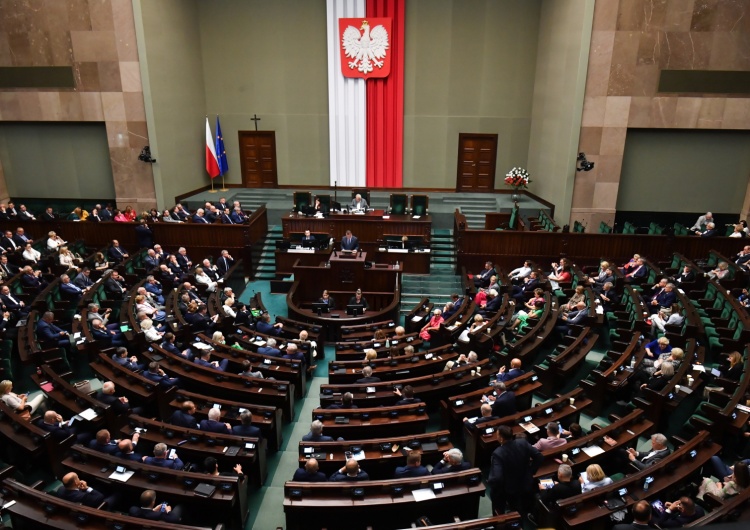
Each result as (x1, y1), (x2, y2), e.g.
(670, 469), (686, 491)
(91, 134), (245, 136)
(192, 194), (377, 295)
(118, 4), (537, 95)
(352, 450), (366, 461)
(411, 488), (436, 502)
(582, 445), (605, 457)
(520, 422), (540, 434)
(692, 364), (706, 372)
(78, 408), (97, 421)
(411, 316), (422, 322)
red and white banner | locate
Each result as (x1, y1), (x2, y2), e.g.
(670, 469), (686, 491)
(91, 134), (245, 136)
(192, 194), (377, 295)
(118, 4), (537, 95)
(339, 18), (391, 79)
(327, 0), (404, 189)
(205, 117), (220, 179)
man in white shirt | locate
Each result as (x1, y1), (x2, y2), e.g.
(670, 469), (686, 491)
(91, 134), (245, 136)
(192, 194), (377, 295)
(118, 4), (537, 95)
(508, 260), (532, 284)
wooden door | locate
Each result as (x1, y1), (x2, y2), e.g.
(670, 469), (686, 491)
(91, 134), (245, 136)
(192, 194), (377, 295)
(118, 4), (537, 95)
(456, 133), (498, 192)
(238, 131), (278, 188)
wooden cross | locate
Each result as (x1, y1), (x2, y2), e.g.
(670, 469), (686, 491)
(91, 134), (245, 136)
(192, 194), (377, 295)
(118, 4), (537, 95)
(251, 114), (261, 131)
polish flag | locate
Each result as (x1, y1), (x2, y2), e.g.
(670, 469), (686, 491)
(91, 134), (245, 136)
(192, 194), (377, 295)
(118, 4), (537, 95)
(205, 117), (220, 179)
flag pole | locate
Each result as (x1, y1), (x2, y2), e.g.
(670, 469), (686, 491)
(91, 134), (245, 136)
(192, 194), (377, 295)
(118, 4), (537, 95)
(209, 178), (217, 193)
(220, 175), (228, 192)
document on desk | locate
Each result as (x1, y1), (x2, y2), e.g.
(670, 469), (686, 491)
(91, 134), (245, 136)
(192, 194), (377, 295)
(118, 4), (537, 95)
(582, 445), (605, 457)
(352, 450), (366, 461)
(520, 422), (540, 434)
(78, 408), (97, 421)
(109, 469), (134, 482)
(411, 488), (436, 502)
(411, 316), (422, 322)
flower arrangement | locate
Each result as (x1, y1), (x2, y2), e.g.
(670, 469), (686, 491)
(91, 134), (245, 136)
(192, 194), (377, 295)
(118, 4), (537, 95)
(504, 167), (531, 189)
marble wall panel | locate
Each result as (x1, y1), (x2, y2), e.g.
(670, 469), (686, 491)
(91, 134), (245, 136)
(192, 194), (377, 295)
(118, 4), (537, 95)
(571, 0), (750, 222)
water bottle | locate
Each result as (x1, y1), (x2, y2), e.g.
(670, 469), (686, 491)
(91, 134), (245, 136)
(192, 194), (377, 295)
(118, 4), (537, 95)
(395, 261), (399, 270)
(630, 356), (636, 369)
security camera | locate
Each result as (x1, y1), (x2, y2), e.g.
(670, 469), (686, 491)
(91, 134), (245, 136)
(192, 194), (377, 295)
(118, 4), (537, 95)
(576, 152), (594, 172)
(138, 146), (156, 163)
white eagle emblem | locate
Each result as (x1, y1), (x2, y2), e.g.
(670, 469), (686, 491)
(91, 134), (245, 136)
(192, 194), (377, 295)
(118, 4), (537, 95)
(342, 20), (389, 75)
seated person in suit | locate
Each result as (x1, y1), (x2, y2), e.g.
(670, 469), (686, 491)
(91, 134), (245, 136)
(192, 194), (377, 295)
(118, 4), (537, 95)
(613, 500), (652, 530)
(619, 433), (671, 471)
(496, 358), (524, 382)
(194, 348), (229, 372)
(355, 365), (380, 384)
(73, 267), (94, 290)
(511, 272), (540, 304)
(169, 400), (198, 429)
(348, 288), (369, 310)
(350, 193), (368, 211)
(330, 458), (370, 481)
(463, 403), (498, 427)
(282, 343), (306, 366)
(394, 451), (430, 478)
(327, 391), (357, 410)
(58, 274), (84, 302)
(95, 381), (138, 415)
(129, 489), (183, 523)
(91, 318), (127, 347)
(38, 410), (90, 443)
(88, 428), (121, 455)
(652, 496), (704, 528)
(596, 282), (620, 313)
(256, 312), (283, 335)
(257, 337), (282, 357)
(199, 407), (231, 434)
(472, 261), (497, 288)
(302, 419), (333, 442)
(216, 250), (235, 276)
(142, 442), (184, 469)
(232, 410), (262, 438)
(482, 381), (516, 418)
(57, 472), (118, 509)
(116, 439), (143, 461)
(107, 239), (129, 263)
(0, 284), (29, 318)
(143, 361), (180, 388)
(478, 289), (502, 316)
(538, 464), (581, 508)
(292, 458), (328, 482)
(341, 229), (359, 251)
(36, 311), (71, 349)
(554, 301), (588, 337)
(394, 384), (420, 405)
(313, 196), (328, 215)
(318, 289), (336, 308)
(238, 359), (265, 379)
(204, 456), (245, 478)
(432, 448), (471, 474)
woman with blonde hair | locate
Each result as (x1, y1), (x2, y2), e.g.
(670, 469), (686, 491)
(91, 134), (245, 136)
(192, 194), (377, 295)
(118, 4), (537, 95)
(1, 379), (46, 417)
(363, 348), (378, 364)
(580, 464), (613, 492)
(58, 246), (80, 271)
(46, 231), (66, 251)
(140, 318), (163, 342)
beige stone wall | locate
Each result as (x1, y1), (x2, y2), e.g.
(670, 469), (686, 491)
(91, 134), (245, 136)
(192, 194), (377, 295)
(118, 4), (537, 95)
(0, 0), (155, 210)
(571, 0), (750, 228)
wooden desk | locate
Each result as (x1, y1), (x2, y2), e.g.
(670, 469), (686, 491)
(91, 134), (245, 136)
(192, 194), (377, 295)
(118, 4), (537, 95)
(283, 469), (484, 530)
(64, 445), (247, 527)
(312, 403), (429, 439)
(282, 211), (431, 244)
(297, 430), (453, 480)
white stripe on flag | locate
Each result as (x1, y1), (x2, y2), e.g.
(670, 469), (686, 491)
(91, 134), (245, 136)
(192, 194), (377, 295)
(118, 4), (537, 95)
(327, 0), (366, 188)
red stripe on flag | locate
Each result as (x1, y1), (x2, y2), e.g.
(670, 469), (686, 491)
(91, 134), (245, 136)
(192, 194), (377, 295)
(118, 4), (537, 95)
(366, 0), (404, 189)
(206, 145), (220, 178)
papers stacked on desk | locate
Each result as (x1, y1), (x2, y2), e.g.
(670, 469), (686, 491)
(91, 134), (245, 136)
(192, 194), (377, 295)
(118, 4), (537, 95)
(520, 422), (540, 434)
(78, 408), (97, 421)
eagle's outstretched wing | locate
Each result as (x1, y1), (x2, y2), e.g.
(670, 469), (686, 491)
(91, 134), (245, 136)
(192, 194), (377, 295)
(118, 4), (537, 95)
(368, 24), (389, 60)
(342, 26), (362, 59)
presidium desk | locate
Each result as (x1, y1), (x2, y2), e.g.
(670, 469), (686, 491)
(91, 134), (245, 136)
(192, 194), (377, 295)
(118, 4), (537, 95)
(281, 210), (432, 274)
(286, 251), (402, 340)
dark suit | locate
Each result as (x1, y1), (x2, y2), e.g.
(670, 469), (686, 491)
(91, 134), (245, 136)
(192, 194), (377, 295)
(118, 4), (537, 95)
(199, 419), (230, 434)
(256, 320), (282, 336)
(301, 432), (333, 442)
(134, 225), (154, 248)
(169, 410), (197, 429)
(129, 505), (182, 523)
(488, 437), (543, 516)
(59, 282), (83, 301)
(292, 468), (328, 482)
(511, 278), (539, 303)
(1, 293), (28, 315)
(431, 460), (471, 475)
(193, 214), (209, 223)
(394, 465), (430, 479)
(112, 353), (144, 372)
(474, 267), (496, 288)
(480, 295), (502, 315)
(347, 296), (369, 309)
(356, 376), (381, 384)
(230, 211), (247, 223)
(108, 245), (128, 263)
(496, 368), (525, 383)
(0, 236), (18, 252)
(36, 319), (70, 348)
(143, 456), (184, 469)
(330, 470), (370, 481)
(73, 273), (94, 290)
(631, 447), (671, 470)
(144, 256), (160, 270)
(341, 235), (359, 251)
(88, 439), (120, 455)
(56, 485), (107, 508)
(220, 213), (234, 224)
(217, 256), (234, 276)
(21, 273), (47, 291)
(232, 424), (262, 438)
(490, 391), (516, 418)
(95, 391), (130, 415)
(195, 357), (229, 372)
(539, 479), (582, 507)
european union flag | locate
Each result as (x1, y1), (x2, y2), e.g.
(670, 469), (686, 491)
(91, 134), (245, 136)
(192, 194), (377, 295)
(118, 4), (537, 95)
(215, 116), (229, 175)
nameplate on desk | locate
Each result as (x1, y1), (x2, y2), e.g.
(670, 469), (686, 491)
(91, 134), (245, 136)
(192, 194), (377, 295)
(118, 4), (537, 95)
(388, 248), (408, 254)
(288, 248), (315, 254)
